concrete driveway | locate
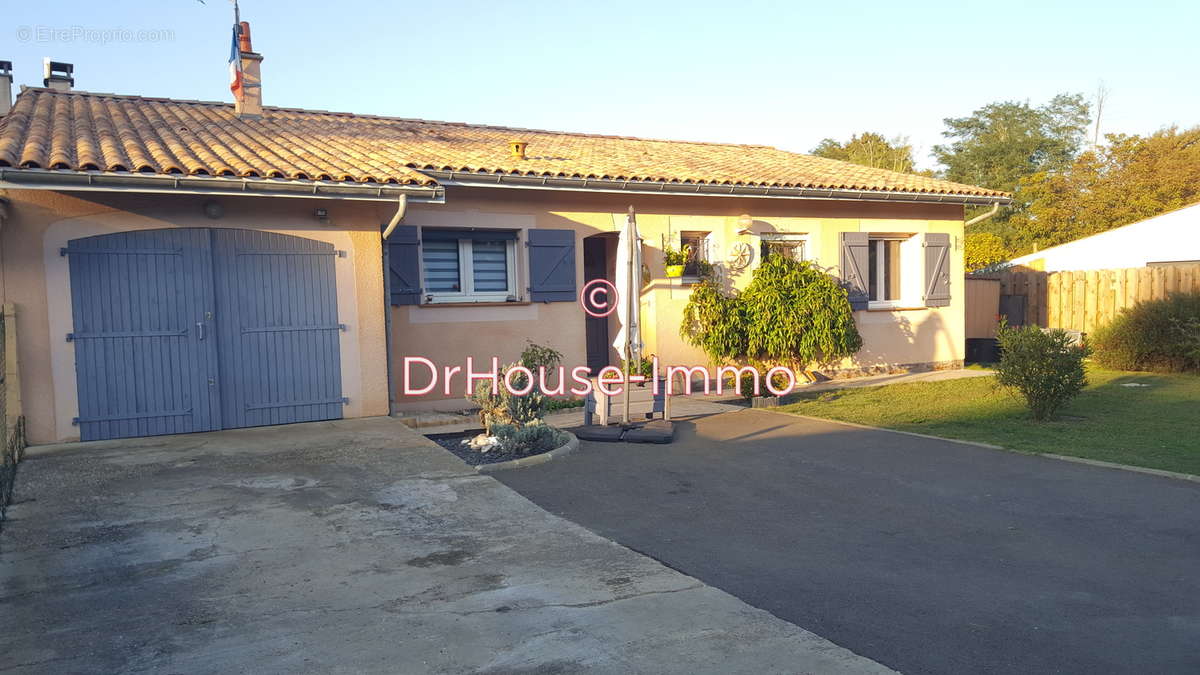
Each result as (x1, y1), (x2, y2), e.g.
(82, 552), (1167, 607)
(497, 408), (1200, 675)
(0, 417), (891, 674)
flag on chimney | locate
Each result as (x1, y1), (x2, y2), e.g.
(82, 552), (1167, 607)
(228, 24), (244, 102)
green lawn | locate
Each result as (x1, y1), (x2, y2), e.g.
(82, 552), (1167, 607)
(778, 367), (1200, 476)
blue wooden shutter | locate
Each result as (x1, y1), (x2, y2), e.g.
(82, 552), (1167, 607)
(527, 229), (576, 302)
(387, 225), (421, 305)
(840, 232), (870, 310)
(923, 232), (952, 307)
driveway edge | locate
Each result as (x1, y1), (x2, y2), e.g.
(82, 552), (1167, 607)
(475, 432), (580, 474)
(774, 411), (1200, 484)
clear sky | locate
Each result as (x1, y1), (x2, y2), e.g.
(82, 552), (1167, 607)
(6, 0), (1199, 170)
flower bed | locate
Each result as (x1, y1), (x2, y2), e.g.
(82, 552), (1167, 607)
(428, 426), (571, 467)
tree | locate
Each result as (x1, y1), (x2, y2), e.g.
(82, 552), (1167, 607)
(681, 256), (862, 372)
(811, 132), (919, 174)
(964, 232), (1010, 273)
(1011, 126), (1200, 251)
(933, 94), (1091, 195)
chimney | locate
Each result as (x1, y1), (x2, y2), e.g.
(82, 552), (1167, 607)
(235, 21), (263, 118)
(0, 61), (11, 115)
(43, 58), (74, 91)
(509, 140), (528, 160)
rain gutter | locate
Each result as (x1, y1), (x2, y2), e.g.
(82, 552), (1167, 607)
(0, 168), (445, 203)
(425, 170), (1011, 206)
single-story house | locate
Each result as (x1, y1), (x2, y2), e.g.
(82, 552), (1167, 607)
(0, 41), (1008, 444)
(1006, 202), (1200, 272)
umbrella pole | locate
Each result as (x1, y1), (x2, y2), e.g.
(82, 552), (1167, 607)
(622, 213), (632, 425)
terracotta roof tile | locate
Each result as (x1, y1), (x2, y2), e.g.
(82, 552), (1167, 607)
(0, 88), (1009, 198)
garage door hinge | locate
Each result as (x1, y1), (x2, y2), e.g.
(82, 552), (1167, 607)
(338, 323), (347, 331)
(342, 397), (350, 405)
(71, 416), (79, 425)
(337, 250), (347, 258)
(66, 332), (75, 342)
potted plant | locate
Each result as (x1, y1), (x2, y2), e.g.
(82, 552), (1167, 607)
(663, 245), (689, 278)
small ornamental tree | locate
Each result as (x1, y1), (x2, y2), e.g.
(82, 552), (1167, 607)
(994, 324), (1087, 420)
(681, 256), (862, 381)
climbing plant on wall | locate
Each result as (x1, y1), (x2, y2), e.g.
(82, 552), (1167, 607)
(681, 256), (862, 372)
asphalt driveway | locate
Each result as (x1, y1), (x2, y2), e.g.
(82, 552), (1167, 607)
(0, 416), (891, 674)
(496, 408), (1200, 674)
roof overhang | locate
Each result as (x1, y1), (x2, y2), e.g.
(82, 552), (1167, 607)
(427, 170), (1010, 206)
(0, 168), (446, 203)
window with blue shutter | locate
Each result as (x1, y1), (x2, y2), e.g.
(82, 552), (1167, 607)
(527, 229), (577, 302)
(419, 228), (518, 303)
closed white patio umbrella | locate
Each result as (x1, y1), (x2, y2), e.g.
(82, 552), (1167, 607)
(612, 206), (643, 424)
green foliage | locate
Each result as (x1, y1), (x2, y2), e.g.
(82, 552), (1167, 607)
(810, 132), (922, 174)
(681, 256), (862, 370)
(964, 232), (1011, 272)
(468, 341), (563, 434)
(663, 245), (690, 266)
(490, 420), (568, 456)
(994, 324), (1088, 421)
(777, 367), (1200, 476)
(1009, 126), (1200, 253)
(934, 93), (1091, 196)
(735, 369), (795, 400)
(1090, 293), (1200, 373)
(621, 354), (656, 378)
(680, 280), (748, 362)
(544, 396), (585, 411)
(519, 340), (563, 373)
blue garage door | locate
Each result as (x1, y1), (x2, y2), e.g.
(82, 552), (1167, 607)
(67, 228), (343, 441)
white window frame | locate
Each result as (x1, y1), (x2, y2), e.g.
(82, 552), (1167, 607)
(760, 233), (809, 263)
(422, 236), (519, 304)
(868, 234), (919, 309)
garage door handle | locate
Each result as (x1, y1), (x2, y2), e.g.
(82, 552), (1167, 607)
(196, 321), (206, 341)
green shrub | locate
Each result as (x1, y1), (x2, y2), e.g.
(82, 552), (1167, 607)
(468, 341), (563, 433)
(735, 368), (796, 399)
(995, 324), (1088, 420)
(681, 256), (861, 371)
(491, 421), (568, 455)
(1090, 293), (1200, 373)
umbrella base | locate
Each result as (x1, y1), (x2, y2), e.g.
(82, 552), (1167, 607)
(575, 420), (675, 444)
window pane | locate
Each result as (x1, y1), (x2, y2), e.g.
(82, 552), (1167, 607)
(423, 239), (460, 292)
(472, 240), (509, 292)
(868, 240), (879, 300)
(885, 240), (901, 300)
(681, 233), (708, 276)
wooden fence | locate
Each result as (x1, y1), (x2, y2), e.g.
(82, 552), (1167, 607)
(976, 264), (1200, 333)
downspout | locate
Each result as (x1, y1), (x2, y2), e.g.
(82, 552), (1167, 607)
(381, 193), (408, 241)
(381, 194), (407, 416)
(965, 201), (1001, 227)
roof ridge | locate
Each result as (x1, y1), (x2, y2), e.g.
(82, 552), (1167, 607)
(18, 87), (783, 152)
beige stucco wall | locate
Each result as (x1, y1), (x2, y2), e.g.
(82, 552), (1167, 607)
(0, 189), (390, 444)
(392, 188), (965, 411)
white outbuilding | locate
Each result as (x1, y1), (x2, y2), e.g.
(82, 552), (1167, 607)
(1008, 202), (1200, 271)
